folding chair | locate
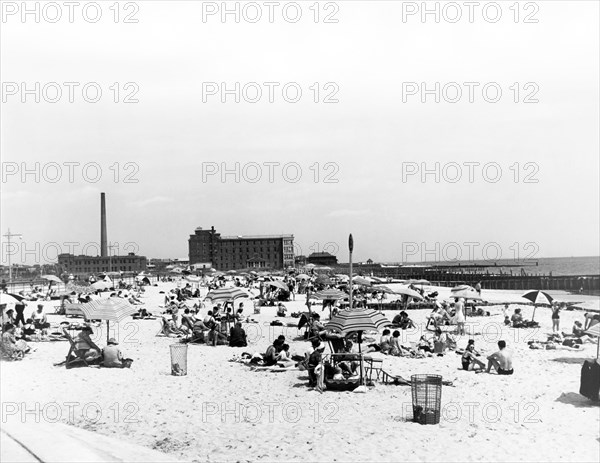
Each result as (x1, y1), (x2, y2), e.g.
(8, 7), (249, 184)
(364, 357), (384, 382)
(61, 328), (89, 368)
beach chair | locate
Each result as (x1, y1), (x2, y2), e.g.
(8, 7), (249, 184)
(364, 357), (384, 382)
(62, 328), (89, 368)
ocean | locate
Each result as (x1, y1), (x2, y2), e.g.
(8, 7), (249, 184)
(409, 256), (600, 277)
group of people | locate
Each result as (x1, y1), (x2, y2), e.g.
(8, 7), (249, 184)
(461, 339), (514, 375)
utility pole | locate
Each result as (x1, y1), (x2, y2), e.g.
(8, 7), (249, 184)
(3, 229), (22, 282)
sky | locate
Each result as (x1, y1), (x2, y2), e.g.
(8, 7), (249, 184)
(1, 0), (599, 266)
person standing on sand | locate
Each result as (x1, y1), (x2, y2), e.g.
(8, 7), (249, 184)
(486, 340), (513, 375)
(455, 298), (466, 336)
(475, 282), (482, 296)
(551, 302), (561, 333)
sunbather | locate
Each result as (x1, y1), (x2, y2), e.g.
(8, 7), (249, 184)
(73, 326), (101, 361)
(275, 343), (295, 367)
(1, 324), (31, 358)
(461, 340), (486, 371)
(486, 340), (514, 375)
(102, 338), (124, 368)
(229, 322), (247, 347)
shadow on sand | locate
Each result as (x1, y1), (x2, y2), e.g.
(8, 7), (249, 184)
(555, 392), (600, 408)
(551, 357), (587, 365)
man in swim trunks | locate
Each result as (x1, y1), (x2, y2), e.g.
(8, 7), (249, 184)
(486, 340), (513, 375)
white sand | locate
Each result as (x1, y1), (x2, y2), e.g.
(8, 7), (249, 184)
(2, 283), (599, 462)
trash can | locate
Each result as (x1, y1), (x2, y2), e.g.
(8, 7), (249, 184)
(170, 344), (188, 376)
(411, 374), (442, 425)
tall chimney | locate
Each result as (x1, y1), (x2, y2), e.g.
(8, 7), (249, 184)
(100, 192), (108, 257)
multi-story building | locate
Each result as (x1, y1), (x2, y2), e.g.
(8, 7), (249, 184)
(58, 253), (147, 276)
(188, 226), (294, 270)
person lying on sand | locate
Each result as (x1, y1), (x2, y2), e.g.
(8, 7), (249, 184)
(486, 340), (513, 375)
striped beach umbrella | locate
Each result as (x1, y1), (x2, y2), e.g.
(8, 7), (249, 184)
(311, 289), (348, 300)
(325, 307), (391, 335)
(205, 287), (250, 303)
(78, 297), (138, 343)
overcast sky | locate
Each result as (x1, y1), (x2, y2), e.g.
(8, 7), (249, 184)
(1, 1), (599, 265)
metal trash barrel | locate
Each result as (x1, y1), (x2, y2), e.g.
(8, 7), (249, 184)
(170, 344), (188, 376)
(411, 374), (442, 425)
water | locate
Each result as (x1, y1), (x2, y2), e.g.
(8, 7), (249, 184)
(411, 256), (600, 277)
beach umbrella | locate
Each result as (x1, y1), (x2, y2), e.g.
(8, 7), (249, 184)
(450, 289), (483, 300)
(451, 284), (475, 293)
(296, 274), (310, 280)
(315, 275), (333, 286)
(407, 279), (430, 285)
(335, 274), (349, 282)
(585, 322), (600, 358)
(91, 281), (111, 291)
(0, 294), (19, 306)
(263, 280), (288, 291)
(185, 275), (202, 283)
(392, 286), (424, 299)
(205, 287), (250, 304)
(6, 293), (26, 302)
(305, 264), (316, 269)
(78, 297), (137, 343)
(311, 289), (348, 301)
(522, 290), (554, 305)
(41, 275), (62, 284)
(352, 276), (372, 286)
(522, 290), (554, 321)
(325, 307), (390, 334)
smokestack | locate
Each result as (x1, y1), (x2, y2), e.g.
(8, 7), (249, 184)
(100, 192), (107, 257)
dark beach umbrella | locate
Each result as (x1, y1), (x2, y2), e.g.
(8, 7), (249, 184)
(522, 290), (554, 321)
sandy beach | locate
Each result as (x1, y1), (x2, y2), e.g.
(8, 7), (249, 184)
(1, 282), (599, 462)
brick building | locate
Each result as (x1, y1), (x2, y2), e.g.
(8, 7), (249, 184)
(188, 226), (294, 270)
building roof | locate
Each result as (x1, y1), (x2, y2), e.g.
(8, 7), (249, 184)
(219, 234), (294, 240)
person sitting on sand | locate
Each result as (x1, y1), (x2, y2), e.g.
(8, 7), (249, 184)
(379, 329), (392, 354)
(398, 311), (416, 330)
(235, 307), (244, 323)
(276, 303), (288, 317)
(461, 340), (486, 371)
(74, 326), (102, 361)
(102, 338), (124, 368)
(486, 340), (513, 375)
(275, 343), (295, 367)
(332, 366), (345, 380)
(1, 323), (31, 358)
(203, 311), (217, 329)
(22, 318), (37, 339)
(2, 308), (16, 331)
(389, 330), (410, 356)
(511, 309), (524, 327)
(229, 322), (247, 347)
(264, 339), (284, 366)
(417, 335), (433, 353)
(181, 308), (196, 332)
